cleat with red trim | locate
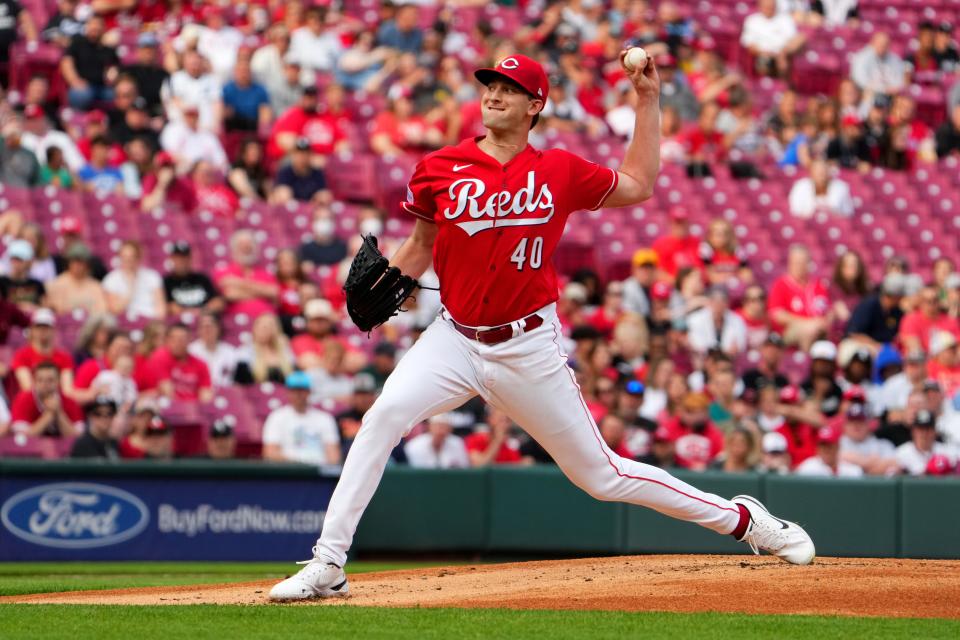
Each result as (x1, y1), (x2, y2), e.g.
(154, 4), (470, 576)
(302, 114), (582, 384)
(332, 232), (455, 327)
(733, 495), (816, 566)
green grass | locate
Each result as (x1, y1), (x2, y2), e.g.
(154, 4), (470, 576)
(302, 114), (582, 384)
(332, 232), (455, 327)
(0, 561), (448, 597)
(1, 605), (957, 640)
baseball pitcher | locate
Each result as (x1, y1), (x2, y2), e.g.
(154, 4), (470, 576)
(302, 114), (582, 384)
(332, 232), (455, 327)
(270, 52), (815, 601)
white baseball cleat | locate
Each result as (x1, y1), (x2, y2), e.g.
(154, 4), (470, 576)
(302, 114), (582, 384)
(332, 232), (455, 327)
(269, 557), (349, 602)
(733, 495), (816, 566)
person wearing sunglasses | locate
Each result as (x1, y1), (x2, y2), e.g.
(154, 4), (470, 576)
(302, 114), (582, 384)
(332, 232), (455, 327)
(70, 395), (119, 460)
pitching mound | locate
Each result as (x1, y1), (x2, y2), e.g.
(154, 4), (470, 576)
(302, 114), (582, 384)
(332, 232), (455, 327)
(5, 555), (960, 618)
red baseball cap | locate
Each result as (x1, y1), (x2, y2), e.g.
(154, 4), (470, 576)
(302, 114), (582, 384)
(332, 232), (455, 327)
(652, 426), (675, 443)
(841, 114), (861, 127)
(86, 109), (107, 124)
(779, 385), (801, 405)
(817, 424), (842, 445)
(60, 216), (83, 234)
(651, 281), (673, 301)
(669, 206), (690, 221)
(926, 454), (954, 476)
(475, 55), (549, 126)
(23, 104), (44, 119)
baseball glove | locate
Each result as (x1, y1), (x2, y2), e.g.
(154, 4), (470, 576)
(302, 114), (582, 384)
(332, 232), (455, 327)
(343, 234), (420, 332)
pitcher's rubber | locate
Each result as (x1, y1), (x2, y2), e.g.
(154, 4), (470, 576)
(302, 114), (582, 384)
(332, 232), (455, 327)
(4, 555), (959, 619)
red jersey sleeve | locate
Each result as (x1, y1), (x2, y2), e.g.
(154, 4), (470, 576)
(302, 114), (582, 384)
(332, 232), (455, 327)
(11, 346), (32, 371)
(563, 152), (618, 212)
(62, 396), (84, 425)
(10, 391), (37, 426)
(400, 158), (437, 223)
(767, 278), (790, 313)
(74, 360), (101, 389)
(196, 358), (212, 389)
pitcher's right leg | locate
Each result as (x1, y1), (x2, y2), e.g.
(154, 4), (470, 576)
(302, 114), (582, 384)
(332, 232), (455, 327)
(270, 320), (481, 600)
(314, 319), (481, 567)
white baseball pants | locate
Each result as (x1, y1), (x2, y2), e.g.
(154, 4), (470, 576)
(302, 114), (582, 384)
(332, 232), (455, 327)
(314, 305), (742, 566)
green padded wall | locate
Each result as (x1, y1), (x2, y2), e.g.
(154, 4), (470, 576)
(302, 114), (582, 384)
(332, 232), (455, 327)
(764, 475), (899, 558)
(900, 477), (960, 559)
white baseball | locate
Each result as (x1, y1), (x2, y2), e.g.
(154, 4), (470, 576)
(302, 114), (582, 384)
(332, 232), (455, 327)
(624, 47), (648, 72)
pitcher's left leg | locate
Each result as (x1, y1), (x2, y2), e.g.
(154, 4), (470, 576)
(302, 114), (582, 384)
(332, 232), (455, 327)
(487, 320), (743, 535)
(487, 317), (816, 565)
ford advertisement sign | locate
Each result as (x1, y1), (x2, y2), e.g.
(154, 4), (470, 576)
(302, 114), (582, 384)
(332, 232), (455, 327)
(0, 475), (335, 560)
(1, 483), (150, 549)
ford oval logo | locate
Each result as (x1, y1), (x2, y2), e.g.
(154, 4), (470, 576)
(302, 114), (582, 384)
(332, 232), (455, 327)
(1, 483), (149, 549)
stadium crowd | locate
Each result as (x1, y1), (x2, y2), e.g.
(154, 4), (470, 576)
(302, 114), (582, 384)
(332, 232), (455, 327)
(1, 0), (960, 477)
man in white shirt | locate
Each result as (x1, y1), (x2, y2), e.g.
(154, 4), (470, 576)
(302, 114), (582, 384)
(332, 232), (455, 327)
(895, 409), (956, 476)
(288, 6), (342, 77)
(740, 0), (806, 77)
(161, 49), (223, 131)
(839, 403), (900, 475)
(796, 424), (865, 477)
(160, 105), (228, 173)
(19, 104), (86, 172)
(262, 371), (342, 466)
(403, 414), (469, 469)
(194, 6), (244, 84)
(687, 286), (748, 359)
(850, 32), (908, 97)
(876, 350), (927, 417)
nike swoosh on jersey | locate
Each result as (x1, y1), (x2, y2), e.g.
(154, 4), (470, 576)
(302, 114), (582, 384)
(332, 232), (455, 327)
(452, 164), (474, 172)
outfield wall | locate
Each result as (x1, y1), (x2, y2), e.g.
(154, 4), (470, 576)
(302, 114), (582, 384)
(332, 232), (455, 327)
(1, 461), (958, 560)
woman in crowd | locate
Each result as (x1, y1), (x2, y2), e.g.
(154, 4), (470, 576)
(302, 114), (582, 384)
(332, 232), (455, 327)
(829, 250), (871, 329)
(73, 314), (117, 366)
(788, 158), (854, 218)
(228, 139), (271, 200)
(188, 312), (240, 387)
(237, 313), (294, 385)
(275, 248), (308, 336)
(711, 427), (760, 473)
(103, 240), (166, 320)
(699, 218), (753, 287)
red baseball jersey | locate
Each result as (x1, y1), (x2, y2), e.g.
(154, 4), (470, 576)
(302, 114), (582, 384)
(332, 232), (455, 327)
(401, 137), (618, 327)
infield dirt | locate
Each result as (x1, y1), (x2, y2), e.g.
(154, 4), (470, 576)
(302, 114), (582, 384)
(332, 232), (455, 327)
(4, 555), (959, 618)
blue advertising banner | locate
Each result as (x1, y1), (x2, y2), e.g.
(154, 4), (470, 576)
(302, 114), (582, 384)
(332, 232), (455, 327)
(0, 475), (336, 561)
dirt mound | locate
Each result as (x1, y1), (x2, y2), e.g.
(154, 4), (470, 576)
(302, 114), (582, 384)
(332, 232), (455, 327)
(5, 555), (960, 618)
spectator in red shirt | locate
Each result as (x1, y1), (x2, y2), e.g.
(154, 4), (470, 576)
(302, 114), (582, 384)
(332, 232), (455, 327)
(587, 281), (626, 339)
(652, 206), (701, 279)
(466, 408), (528, 466)
(738, 284), (771, 349)
(0, 294), (30, 346)
(679, 101), (725, 178)
(664, 391), (725, 470)
(699, 218), (752, 286)
(598, 413), (637, 460)
(275, 248), (307, 334)
(267, 86), (348, 160)
(10, 361), (83, 438)
(144, 324), (213, 402)
(899, 286), (960, 354)
(190, 160), (240, 219)
(773, 384), (820, 466)
(141, 151), (197, 212)
(11, 308), (74, 395)
(73, 330), (134, 405)
(370, 91), (444, 157)
(768, 244), (832, 350)
(887, 95), (936, 170)
(213, 229), (280, 320)
(292, 298), (340, 370)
